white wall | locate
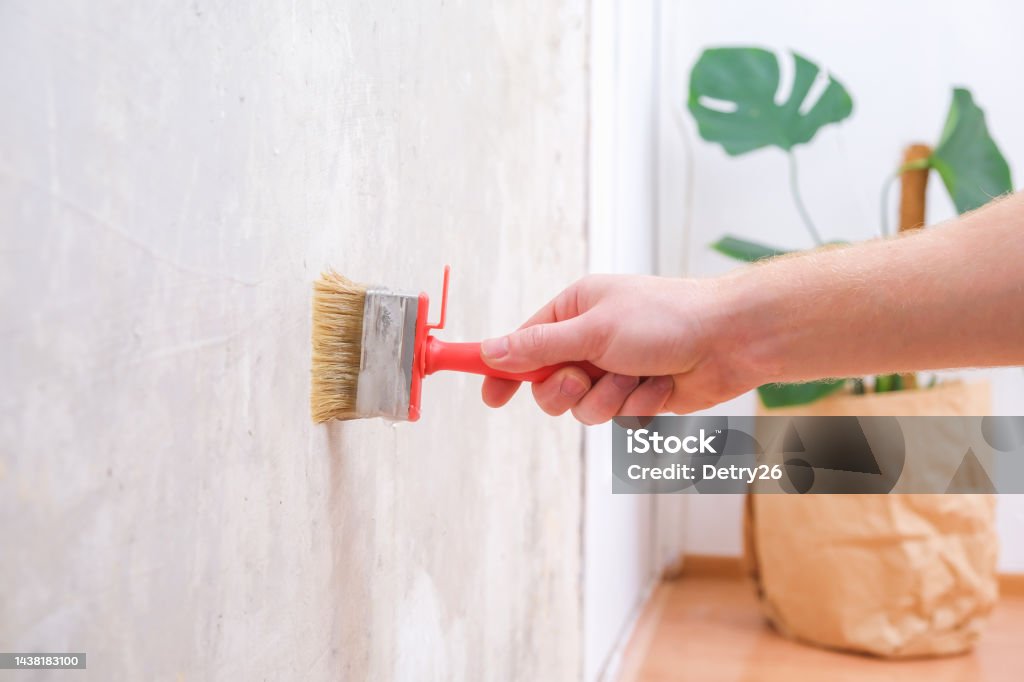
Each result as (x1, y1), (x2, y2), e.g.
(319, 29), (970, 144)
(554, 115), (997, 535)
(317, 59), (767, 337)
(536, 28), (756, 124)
(0, 2), (588, 679)
(584, 1), (660, 680)
(663, 0), (1024, 571)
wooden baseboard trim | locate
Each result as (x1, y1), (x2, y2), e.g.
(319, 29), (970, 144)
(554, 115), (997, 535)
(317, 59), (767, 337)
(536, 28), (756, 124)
(1000, 572), (1024, 596)
(676, 554), (746, 581)
(677, 554), (1024, 596)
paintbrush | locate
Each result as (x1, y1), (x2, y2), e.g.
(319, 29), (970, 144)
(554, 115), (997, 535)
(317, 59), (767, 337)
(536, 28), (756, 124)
(311, 266), (604, 422)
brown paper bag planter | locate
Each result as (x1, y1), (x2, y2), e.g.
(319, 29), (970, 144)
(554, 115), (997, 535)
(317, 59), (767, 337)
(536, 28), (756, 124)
(745, 382), (998, 658)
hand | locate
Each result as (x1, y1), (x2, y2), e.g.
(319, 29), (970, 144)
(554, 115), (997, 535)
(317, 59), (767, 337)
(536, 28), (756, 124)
(479, 274), (751, 423)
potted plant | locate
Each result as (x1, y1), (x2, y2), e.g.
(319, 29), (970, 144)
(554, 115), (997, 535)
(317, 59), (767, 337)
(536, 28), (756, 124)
(687, 46), (1013, 408)
(685, 46), (1012, 658)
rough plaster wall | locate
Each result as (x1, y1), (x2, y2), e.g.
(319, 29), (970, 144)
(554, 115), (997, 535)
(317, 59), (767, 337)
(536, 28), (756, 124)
(1, 2), (586, 680)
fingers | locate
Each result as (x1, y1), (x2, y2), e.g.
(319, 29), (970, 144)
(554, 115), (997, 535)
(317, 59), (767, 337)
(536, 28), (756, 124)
(571, 372), (639, 425)
(483, 366), (593, 414)
(484, 371), (674, 424)
(565, 374), (672, 424)
(618, 376), (674, 417)
(481, 376), (521, 408)
(530, 366), (592, 415)
(481, 315), (598, 373)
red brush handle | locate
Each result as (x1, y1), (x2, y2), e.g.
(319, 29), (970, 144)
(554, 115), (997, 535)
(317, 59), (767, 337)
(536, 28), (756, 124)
(423, 337), (605, 383)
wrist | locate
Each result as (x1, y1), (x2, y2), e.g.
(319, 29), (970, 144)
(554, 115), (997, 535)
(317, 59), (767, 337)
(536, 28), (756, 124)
(704, 268), (786, 392)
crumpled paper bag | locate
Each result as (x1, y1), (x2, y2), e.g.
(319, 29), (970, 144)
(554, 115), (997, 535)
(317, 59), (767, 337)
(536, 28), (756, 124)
(745, 382), (998, 658)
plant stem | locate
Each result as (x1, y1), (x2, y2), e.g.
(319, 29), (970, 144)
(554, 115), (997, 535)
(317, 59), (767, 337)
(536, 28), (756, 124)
(879, 158), (932, 237)
(879, 171), (898, 237)
(787, 152), (824, 246)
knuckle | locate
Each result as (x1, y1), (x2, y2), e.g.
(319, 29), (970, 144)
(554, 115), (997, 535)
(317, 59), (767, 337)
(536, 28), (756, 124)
(573, 275), (601, 311)
(553, 286), (580, 320)
(522, 324), (546, 352)
(581, 315), (610, 360)
(531, 383), (566, 416)
(609, 374), (640, 393)
(571, 408), (595, 425)
(541, 402), (568, 417)
(571, 406), (606, 426)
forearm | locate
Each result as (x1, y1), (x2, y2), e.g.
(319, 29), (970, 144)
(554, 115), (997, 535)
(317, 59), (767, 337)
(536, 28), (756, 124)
(714, 193), (1024, 388)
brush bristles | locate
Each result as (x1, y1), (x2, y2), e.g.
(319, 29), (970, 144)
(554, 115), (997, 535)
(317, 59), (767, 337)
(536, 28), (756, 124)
(311, 272), (367, 422)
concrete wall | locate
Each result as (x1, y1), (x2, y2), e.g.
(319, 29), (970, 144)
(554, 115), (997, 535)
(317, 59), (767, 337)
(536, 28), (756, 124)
(1, 2), (587, 679)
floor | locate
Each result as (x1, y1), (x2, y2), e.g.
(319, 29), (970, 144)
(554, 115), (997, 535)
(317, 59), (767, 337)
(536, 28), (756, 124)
(620, 576), (1024, 682)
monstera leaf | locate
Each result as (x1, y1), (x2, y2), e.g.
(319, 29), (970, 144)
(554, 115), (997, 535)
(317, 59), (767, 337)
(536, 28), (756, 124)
(931, 88), (1013, 214)
(688, 47), (853, 156)
(711, 236), (790, 262)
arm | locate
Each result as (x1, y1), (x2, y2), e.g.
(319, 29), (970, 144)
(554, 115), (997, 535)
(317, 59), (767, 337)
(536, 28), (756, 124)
(480, 193), (1024, 423)
(721, 191), (1024, 384)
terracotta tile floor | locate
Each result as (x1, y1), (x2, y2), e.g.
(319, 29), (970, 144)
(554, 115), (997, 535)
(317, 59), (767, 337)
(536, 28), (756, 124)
(621, 576), (1024, 682)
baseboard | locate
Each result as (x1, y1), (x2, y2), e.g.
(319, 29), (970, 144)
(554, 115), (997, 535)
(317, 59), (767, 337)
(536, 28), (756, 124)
(677, 553), (1024, 596)
(1000, 572), (1024, 596)
(675, 554), (746, 580)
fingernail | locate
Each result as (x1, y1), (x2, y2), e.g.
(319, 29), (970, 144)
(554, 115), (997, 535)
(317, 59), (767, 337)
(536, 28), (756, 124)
(560, 375), (587, 397)
(611, 374), (639, 390)
(481, 336), (509, 359)
(650, 375), (673, 393)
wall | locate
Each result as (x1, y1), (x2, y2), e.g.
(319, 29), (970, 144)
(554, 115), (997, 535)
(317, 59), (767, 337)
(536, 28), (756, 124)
(663, 0), (1024, 571)
(0, 1), (587, 679)
(584, 1), (659, 680)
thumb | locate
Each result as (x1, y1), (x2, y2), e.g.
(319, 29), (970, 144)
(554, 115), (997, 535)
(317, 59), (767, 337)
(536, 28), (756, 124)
(481, 316), (596, 372)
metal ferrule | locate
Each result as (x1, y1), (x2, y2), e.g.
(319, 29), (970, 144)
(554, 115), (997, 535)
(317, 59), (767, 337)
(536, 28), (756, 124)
(355, 288), (420, 420)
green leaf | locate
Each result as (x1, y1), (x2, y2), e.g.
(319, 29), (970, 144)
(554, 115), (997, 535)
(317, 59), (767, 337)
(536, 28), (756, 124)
(757, 380), (847, 408)
(874, 373), (905, 393)
(688, 47), (853, 156)
(711, 236), (791, 262)
(931, 88), (1013, 214)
